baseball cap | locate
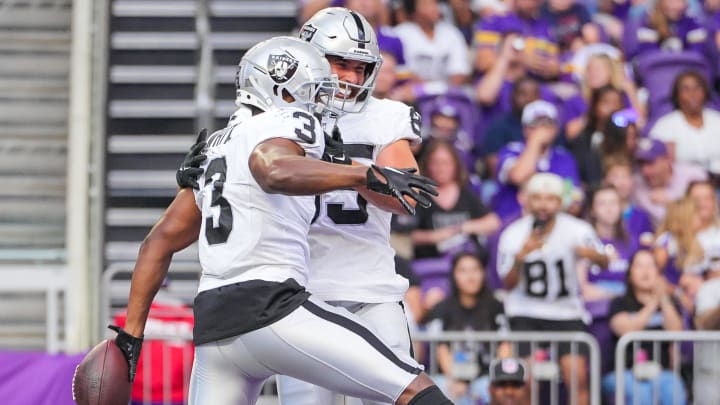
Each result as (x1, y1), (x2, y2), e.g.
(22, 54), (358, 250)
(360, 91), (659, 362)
(525, 172), (564, 198)
(490, 358), (527, 384)
(521, 100), (558, 126)
(634, 138), (668, 162)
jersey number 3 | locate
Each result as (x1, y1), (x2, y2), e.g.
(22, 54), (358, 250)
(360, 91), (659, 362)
(204, 157), (233, 245)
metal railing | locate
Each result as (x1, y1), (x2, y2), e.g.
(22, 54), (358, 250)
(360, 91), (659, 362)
(615, 330), (720, 405)
(0, 266), (67, 353)
(194, 0), (215, 134)
(414, 331), (601, 405)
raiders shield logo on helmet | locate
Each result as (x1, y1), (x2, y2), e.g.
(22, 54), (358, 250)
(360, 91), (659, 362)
(299, 25), (317, 42)
(267, 53), (299, 84)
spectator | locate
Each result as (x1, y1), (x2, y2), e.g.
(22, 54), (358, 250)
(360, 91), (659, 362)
(567, 86), (626, 188)
(395, 0), (471, 86)
(631, 138), (707, 225)
(374, 51), (399, 100)
(473, 0), (560, 81)
(622, 0), (716, 70)
(539, 0), (600, 54)
(498, 173), (608, 405)
(483, 77), (542, 179)
(602, 249), (687, 405)
(488, 358), (529, 405)
(446, 0), (476, 44)
(414, 99), (476, 172)
(581, 185), (638, 300)
(603, 155), (654, 244)
(412, 140), (501, 259)
(602, 109), (641, 160)
(654, 197), (704, 285)
(346, 0), (414, 81)
(493, 100), (581, 222)
(650, 70), (720, 172)
(683, 180), (720, 304)
(694, 255), (720, 405)
(563, 50), (643, 140)
(428, 252), (507, 404)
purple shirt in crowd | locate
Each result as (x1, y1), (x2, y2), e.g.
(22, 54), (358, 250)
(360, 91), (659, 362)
(622, 14), (715, 63)
(588, 236), (638, 284)
(473, 12), (559, 61)
(623, 204), (654, 245)
(377, 26), (407, 70)
(493, 142), (581, 222)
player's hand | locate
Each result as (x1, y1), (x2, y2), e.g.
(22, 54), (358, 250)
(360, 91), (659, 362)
(366, 165), (439, 215)
(176, 128), (208, 189)
(108, 325), (143, 382)
(322, 126), (352, 165)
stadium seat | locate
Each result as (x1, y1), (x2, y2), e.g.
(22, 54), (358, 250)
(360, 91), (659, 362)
(635, 50), (712, 121)
(412, 257), (452, 296)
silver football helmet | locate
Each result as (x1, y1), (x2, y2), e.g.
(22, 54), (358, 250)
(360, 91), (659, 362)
(299, 7), (383, 113)
(235, 36), (341, 116)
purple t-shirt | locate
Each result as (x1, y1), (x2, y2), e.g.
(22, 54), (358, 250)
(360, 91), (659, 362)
(655, 232), (683, 285)
(473, 12), (559, 60)
(622, 14), (714, 62)
(623, 204), (654, 245)
(588, 236), (638, 284)
(377, 26), (406, 68)
(492, 142), (581, 222)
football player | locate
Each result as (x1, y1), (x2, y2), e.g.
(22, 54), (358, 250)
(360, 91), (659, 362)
(111, 37), (450, 405)
(178, 10), (432, 405)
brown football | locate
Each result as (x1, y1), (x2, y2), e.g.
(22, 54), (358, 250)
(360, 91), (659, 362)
(72, 339), (131, 405)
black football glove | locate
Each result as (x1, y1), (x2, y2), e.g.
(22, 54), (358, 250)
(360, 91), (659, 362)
(176, 128), (208, 189)
(366, 165), (439, 215)
(322, 125), (352, 165)
(108, 325), (143, 383)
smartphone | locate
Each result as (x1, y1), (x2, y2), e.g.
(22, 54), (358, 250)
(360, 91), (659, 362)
(532, 218), (548, 233)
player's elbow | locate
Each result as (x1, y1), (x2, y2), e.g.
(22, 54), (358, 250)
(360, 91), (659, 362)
(259, 162), (296, 194)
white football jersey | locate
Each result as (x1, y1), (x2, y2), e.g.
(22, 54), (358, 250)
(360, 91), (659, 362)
(306, 97), (422, 302)
(497, 213), (604, 321)
(194, 107), (325, 292)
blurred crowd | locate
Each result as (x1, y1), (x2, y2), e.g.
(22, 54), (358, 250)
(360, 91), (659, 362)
(295, 0), (720, 403)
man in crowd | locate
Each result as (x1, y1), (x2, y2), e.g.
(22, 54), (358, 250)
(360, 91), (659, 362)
(488, 358), (529, 405)
(492, 100), (580, 222)
(631, 138), (707, 225)
(498, 172), (608, 405)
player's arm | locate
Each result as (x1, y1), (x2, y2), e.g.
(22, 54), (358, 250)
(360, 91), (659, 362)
(250, 138), (436, 213)
(251, 138), (369, 194)
(109, 188), (200, 382)
(358, 139), (420, 216)
(123, 189), (201, 337)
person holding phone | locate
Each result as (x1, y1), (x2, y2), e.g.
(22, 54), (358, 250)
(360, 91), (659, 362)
(497, 173), (608, 405)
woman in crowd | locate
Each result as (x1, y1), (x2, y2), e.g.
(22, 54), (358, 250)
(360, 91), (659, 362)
(426, 252), (507, 405)
(412, 140), (500, 259)
(622, 0), (716, 67)
(564, 51), (643, 141)
(650, 70), (720, 172)
(602, 249), (687, 405)
(567, 86), (626, 188)
(653, 197), (702, 313)
(603, 156), (654, 244)
(580, 185), (638, 300)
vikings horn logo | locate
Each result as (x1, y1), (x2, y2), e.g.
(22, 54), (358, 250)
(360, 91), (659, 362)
(267, 53), (299, 84)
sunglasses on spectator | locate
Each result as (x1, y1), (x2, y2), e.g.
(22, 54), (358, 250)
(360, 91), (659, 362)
(611, 109), (639, 128)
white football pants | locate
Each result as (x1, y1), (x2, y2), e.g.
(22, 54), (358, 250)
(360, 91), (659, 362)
(277, 301), (414, 405)
(188, 297), (419, 405)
